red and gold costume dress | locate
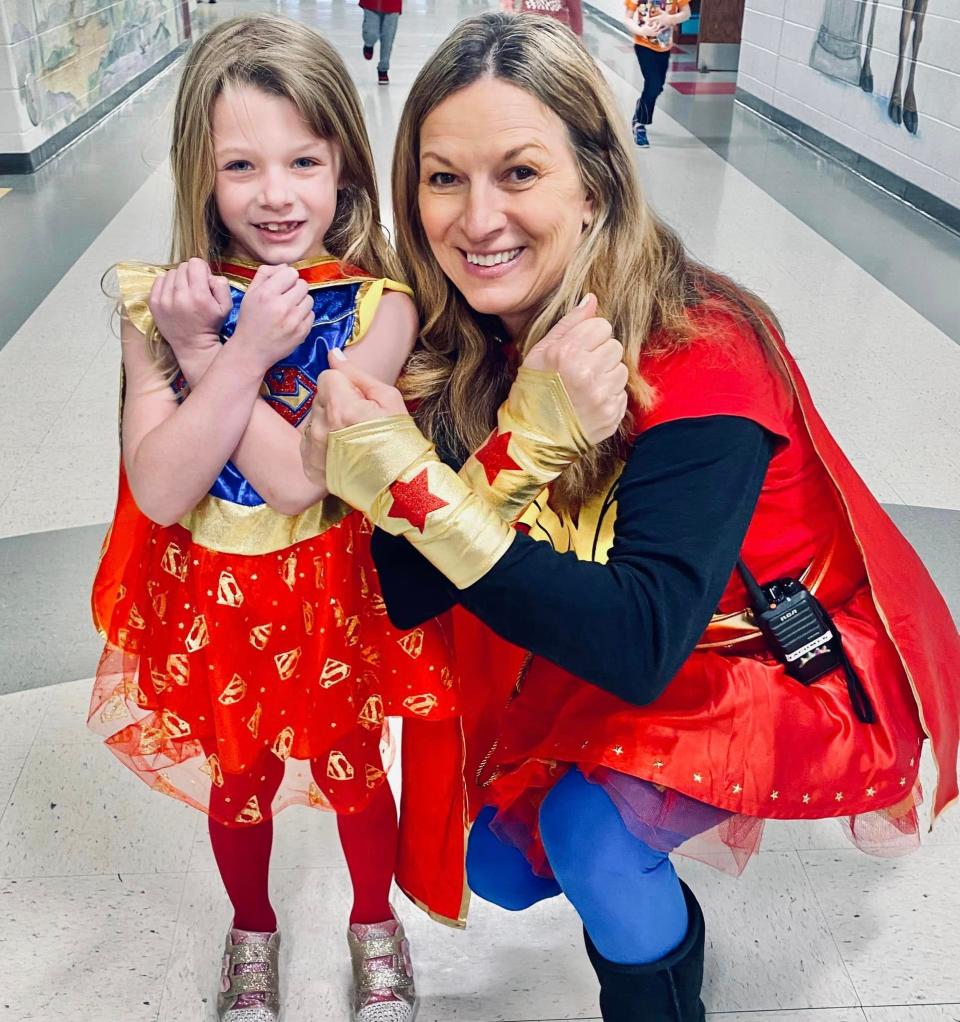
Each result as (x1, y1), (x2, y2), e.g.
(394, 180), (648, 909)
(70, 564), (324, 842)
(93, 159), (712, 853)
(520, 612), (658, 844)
(88, 257), (466, 921)
(451, 311), (959, 876)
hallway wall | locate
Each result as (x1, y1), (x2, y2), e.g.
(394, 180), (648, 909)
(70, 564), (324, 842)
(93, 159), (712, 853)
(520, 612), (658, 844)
(738, 0), (960, 218)
(0, 0), (186, 164)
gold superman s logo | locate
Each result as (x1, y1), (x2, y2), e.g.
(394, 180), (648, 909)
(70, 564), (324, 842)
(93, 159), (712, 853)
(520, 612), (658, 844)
(218, 673), (246, 705)
(272, 726), (295, 761)
(185, 614), (210, 653)
(275, 647), (302, 681)
(326, 750), (355, 781)
(320, 657), (350, 688)
(402, 693), (438, 717)
(249, 623), (273, 650)
(160, 541), (188, 582)
(357, 694), (384, 731)
(235, 795), (263, 825)
(217, 571), (244, 608)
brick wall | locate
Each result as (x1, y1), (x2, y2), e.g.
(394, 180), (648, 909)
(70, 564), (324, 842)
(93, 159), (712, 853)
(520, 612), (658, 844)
(738, 0), (960, 213)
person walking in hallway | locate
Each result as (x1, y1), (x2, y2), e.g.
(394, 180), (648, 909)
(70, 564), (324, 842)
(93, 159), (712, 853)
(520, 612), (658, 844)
(625, 1), (690, 146)
(361, 0), (402, 84)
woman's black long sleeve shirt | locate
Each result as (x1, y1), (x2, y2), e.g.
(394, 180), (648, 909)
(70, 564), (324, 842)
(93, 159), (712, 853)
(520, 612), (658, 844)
(371, 415), (773, 706)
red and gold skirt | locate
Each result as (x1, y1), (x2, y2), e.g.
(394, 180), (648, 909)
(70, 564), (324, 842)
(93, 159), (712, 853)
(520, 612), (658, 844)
(89, 512), (457, 825)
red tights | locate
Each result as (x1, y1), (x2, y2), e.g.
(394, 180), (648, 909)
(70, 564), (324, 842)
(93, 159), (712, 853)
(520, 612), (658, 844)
(208, 753), (398, 931)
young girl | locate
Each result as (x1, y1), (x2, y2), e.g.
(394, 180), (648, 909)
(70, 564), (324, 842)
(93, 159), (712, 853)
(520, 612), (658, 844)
(88, 15), (460, 1022)
(624, 0), (690, 146)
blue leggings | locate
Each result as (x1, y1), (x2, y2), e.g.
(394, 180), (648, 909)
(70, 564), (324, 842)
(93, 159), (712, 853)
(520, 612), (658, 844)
(467, 770), (689, 964)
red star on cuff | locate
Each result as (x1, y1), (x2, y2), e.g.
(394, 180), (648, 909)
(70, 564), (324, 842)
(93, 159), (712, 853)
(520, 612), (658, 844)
(388, 469), (449, 532)
(474, 430), (522, 485)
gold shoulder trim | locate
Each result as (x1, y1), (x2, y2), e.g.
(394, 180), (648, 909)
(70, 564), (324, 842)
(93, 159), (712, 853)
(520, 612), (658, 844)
(351, 278), (415, 348)
(115, 262), (167, 337)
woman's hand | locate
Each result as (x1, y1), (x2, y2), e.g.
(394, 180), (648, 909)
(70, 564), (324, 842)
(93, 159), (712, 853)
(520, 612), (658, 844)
(521, 294), (629, 445)
(300, 350), (408, 486)
(230, 264), (316, 375)
(148, 258), (232, 365)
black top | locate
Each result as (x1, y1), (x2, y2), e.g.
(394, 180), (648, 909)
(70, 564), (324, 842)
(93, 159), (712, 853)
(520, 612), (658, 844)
(371, 415), (773, 706)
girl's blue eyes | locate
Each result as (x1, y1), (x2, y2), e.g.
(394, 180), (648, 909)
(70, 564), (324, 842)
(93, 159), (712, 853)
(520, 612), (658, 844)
(223, 158), (320, 171)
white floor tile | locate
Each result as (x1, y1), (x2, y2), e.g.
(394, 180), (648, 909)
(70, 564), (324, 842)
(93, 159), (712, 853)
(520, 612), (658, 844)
(0, 684), (51, 746)
(0, 744), (30, 814)
(0, 740), (199, 877)
(0, 439), (119, 538)
(865, 1008), (960, 1021)
(35, 677), (101, 746)
(710, 1011), (867, 1021)
(677, 852), (861, 1013)
(800, 846), (960, 1006)
(0, 872), (183, 1021)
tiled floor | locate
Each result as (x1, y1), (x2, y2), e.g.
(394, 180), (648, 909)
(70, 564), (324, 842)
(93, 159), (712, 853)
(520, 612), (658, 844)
(1, 0), (959, 1020)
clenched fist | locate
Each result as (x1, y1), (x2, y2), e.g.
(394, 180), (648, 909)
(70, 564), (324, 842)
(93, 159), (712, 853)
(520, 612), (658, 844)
(230, 264), (316, 375)
(300, 350), (408, 487)
(148, 257), (232, 361)
(521, 293), (629, 445)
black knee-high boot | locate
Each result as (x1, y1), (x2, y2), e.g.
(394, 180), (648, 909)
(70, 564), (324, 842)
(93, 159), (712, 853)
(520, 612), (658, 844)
(584, 880), (706, 1022)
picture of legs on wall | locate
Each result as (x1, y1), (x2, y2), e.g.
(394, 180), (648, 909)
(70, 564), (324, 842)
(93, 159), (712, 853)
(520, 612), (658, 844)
(859, 0), (879, 92)
(888, 0), (928, 134)
(811, 0), (930, 137)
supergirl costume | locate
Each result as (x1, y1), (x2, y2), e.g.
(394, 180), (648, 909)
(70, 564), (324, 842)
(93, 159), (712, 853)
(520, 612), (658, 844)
(321, 307), (960, 1020)
(88, 257), (465, 924)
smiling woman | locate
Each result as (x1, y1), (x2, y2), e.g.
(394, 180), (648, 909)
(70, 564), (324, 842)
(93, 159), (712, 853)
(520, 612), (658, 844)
(417, 77), (594, 340)
(301, 12), (960, 1022)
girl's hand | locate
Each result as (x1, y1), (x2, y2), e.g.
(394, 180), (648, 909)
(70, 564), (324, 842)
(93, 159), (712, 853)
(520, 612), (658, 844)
(521, 294), (629, 445)
(148, 258), (232, 361)
(230, 264), (315, 374)
(300, 350), (407, 485)
(647, 13), (674, 30)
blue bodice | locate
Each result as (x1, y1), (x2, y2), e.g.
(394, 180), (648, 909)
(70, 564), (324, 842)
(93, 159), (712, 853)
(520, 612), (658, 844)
(176, 280), (364, 507)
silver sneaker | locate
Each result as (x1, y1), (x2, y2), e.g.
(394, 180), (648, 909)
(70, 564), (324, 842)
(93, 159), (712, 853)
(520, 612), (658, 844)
(347, 908), (418, 1021)
(217, 928), (281, 1022)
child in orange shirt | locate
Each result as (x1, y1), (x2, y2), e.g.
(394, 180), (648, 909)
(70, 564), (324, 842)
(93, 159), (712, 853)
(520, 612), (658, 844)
(624, 0), (691, 146)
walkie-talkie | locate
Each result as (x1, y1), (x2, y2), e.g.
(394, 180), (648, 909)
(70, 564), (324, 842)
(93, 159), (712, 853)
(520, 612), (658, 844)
(737, 560), (875, 723)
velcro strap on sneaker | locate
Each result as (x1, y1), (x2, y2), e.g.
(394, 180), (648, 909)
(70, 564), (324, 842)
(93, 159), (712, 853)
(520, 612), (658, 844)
(227, 970), (279, 996)
(228, 941), (277, 966)
(359, 964), (411, 994)
(360, 936), (401, 959)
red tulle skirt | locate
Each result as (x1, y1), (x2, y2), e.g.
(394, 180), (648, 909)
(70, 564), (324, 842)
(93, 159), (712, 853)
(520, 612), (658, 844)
(89, 512), (457, 825)
(473, 578), (926, 876)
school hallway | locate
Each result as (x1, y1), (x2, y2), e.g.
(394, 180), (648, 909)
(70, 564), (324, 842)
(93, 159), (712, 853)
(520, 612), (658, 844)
(0, 1), (959, 1020)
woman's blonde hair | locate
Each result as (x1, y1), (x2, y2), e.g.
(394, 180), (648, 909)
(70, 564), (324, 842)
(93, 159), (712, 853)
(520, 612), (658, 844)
(393, 12), (784, 508)
(144, 13), (402, 372)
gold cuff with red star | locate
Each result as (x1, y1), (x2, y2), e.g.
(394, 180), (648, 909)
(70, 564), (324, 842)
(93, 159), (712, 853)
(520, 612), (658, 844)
(326, 415), (516, 589)
(459, 367), (591, 523)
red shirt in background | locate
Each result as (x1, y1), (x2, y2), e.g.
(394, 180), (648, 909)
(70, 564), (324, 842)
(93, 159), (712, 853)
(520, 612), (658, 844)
(360, 0), (402, 14)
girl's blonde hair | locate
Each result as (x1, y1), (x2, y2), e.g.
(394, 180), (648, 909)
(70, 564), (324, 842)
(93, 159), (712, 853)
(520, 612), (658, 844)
(393, 12), (784, 508)
(146, 13), (402, 371)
